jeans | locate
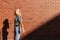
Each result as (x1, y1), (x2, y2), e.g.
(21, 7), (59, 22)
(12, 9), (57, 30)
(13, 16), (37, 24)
(14, 26), (21, 40)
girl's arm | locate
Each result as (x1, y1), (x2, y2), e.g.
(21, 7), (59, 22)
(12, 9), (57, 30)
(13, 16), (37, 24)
(21, 18), (25, 33)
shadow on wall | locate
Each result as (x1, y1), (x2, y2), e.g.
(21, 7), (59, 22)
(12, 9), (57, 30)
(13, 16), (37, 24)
(0, 32), (1, 40)
(2, 19), (9, 40)
(22, 15), (60, 40)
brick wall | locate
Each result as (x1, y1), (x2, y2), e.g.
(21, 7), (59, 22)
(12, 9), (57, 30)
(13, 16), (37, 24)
(0, 0), (60, 40)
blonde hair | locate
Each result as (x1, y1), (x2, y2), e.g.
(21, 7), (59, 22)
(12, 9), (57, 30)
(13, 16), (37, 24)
(16, 9), (21, 16)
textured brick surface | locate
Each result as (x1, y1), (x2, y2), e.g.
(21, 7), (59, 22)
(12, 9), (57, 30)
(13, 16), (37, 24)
(22, 15), (60, 40)
(21, 0), (60, 38)
(0, 0), (60, 40)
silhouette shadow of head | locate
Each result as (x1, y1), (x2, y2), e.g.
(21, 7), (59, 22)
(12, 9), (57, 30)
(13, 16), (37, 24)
(2, 19), (9, 40)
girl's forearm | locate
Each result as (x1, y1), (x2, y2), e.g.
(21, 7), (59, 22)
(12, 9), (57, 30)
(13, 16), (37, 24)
(21, 23), (25, 33)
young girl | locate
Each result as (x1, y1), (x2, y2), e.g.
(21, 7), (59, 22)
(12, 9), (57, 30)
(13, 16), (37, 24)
(14, 9), (25, 40)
